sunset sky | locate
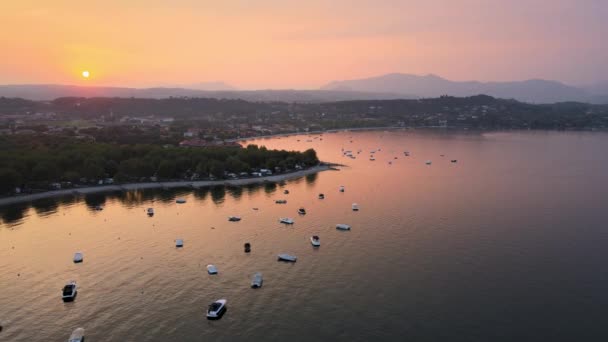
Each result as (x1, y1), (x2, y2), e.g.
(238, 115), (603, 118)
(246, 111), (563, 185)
(1, 0), (606, 89)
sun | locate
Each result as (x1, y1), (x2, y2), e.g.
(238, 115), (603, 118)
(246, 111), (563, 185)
(82, 70), (90, 79)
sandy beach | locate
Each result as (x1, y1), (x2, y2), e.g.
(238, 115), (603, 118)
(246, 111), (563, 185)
(0, 164), (334, 207)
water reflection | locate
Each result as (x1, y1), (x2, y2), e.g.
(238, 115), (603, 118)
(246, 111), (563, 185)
(0, 203), (30, 227)
(264, 182), (277, 194)
(31, 198), (61, 217)
(84, 194), (107, 211)
(0, 174), (319, 228)
(210, 186), (226, 204)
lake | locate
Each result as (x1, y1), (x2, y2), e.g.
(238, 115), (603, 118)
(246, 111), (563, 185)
(1, 129), (608, 341)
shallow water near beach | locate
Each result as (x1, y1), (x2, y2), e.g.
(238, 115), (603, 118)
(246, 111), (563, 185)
(2, 129), (608, 341)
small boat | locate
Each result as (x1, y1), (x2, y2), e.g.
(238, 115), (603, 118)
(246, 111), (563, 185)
(388, 161), (392, 165)
(336, 224), (351, 230)
(68, 328), (85, 342)
(310, 235), (320, 247)
(298, 208), (306, 215)
(251, 272), (263, 288)
(73, 252), (83, 263)
(370, 157), (376, 161)
(404, 151), (410, 156)
(206, 299), (227, 319)
(244, 242), (251, 253)
(425, 160), (432, 165)
(175, 239), (184, 247)
(147, 208), (154, 216)
(94, 205), (103, 211)
(62, 281), (77, 302)
(318, 193), (325, 199)
(339, 186), (345, 192)
(228, 216), (241, 222)
(275, 199), (287, 204)
(279, 217), (295, 224)
(176, 198), (186, 204)
(207, 264), (218, 274)
(352, 203), (359, 211)
(451, 159), (458, 163)
(283, 189), (290, 194)
(277, 254), (297, 262)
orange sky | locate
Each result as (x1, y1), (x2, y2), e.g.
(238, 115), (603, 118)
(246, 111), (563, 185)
(1, 0), (606, 89)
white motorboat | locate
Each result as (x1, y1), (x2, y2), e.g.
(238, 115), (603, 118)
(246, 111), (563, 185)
(207, 264), (218, 274)
(62, 281), (77, 302)
(277, 254), (297, 262)
(175, 239), (184, 247)
(73, 252), (83, 263)
(370, 156), (375, 161)
(176, 198), (187, 204)
(147, 208), (154, 216)
(339, 185), (345, 192)
(206, 299), (227, 319)
(425, 160), (432, 165)
(298, 208), (306, 215)
(94, 205), (103, 211)
(310, 235), (320, 247)
(279, 218), (294, 224)
(318, 193), (325, 199)
(352, 203), (359, 211)
(275, 199), (287, 204)
(336, 224), (351, 230)
(68, 328), (85, 342)
(251, 272), (263, 288)
(228, 216), (241, 222)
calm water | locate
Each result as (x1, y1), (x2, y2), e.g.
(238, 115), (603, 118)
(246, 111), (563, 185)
(2, 130), (608, 341)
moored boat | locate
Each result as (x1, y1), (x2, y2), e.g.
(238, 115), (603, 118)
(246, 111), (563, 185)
(176, 198), (186, 204)
(228, 216), (241, 222)
(251, 272), (263, 288)
(339, 185), (345, 192)
(279, 217), (295, 224)
(298, 208), (306, 215)
(68, 328), (85, 342)
(318, 193), (325, 199)
(275, 199), (287, 204)
(310, 235), (320, 247)
(73, 252), (83, 263)
(336, 224), (351, 230)
(277, 254), (297, 262)
(147, 208), (154, 216)
(207, 264), (218, 274)
(244, 242), (251, 253)
(206, 299), (227, 319)
(175, 239), (184, 247)
(352, 203), (359, 211)
(62, 281), (77, 302)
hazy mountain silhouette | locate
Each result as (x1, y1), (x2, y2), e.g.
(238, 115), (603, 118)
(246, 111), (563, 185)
(322, 73), (605, 104)
(0, 84), (405, 102)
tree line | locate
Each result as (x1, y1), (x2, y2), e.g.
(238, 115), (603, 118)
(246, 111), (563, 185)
(0, 135), (319, 194)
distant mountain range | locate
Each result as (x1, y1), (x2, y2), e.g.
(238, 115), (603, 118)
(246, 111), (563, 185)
(0, 84), (404, 103)
(1, 74), (607, 103)
(322, 73), (608, 104)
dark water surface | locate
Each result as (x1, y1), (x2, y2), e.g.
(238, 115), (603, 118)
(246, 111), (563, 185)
(2, 130), (608, 341)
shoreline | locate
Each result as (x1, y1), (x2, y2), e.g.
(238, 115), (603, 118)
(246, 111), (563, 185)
(0, 164), (334, 208)
(230, 126), (406, 142)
